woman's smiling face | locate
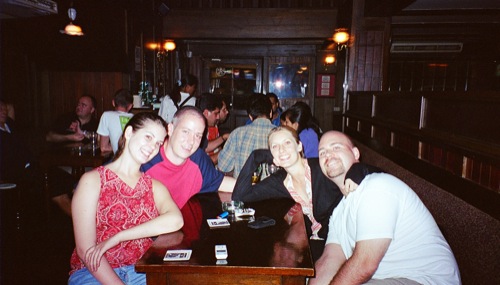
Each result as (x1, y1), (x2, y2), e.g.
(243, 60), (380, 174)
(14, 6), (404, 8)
(268, 129), (302, 168)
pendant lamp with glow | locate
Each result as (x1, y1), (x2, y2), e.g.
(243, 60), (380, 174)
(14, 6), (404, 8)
(60, 7), (84, 36)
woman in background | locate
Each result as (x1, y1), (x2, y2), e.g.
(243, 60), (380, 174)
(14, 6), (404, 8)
(158, 74), (198, 123)
(281, 102), (321, 158)
(69, 112), (183, 285)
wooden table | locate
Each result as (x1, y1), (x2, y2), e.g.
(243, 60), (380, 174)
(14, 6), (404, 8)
(135, 193), (315, 285)
(40, 143), (112, 178)
(39, 143), (112, 216)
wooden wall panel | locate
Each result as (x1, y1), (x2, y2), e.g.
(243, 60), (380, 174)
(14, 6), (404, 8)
(423, 95), (500, 144)
(373, 94), (421, 128)
(345, 91), (500, 217)
(346, 91), (373, 117)
(163, 9), (337, 39)
(349, 17), (390, 92)
(42, 72), (129, 129)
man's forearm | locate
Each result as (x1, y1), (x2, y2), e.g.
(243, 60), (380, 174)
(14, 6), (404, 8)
(330, 239), (391, 285)
(329, 256), (374, 285)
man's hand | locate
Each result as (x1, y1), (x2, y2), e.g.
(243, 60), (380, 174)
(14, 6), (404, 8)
(69, 120), (80, 133)
(68, 132), (85, 142)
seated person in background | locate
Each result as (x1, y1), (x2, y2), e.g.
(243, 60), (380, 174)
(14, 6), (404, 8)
(97, 88), (134, 154)
(158, 74), (198, 124)
(268, 93), (282, 126)
(69, 112), (183, 285)
(197, 93), (228, 158)
(281, 102), (321, 158)
(141, 106), (235, 209)
(233, 126), (345, 261)
(218, 94), (275, 178)
(310, 131), (461, 285)
(245, 92), (282, 126)
(46, 95), (98, 143)
(208, 98), (231, 165)
(0, 99), (75, 216)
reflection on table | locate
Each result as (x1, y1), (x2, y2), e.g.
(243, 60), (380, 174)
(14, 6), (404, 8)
(136, 192), (314, 285)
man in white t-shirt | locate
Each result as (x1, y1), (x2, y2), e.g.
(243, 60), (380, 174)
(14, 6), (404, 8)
(310, 131), (461, 285)
(97, 89), (134, 154)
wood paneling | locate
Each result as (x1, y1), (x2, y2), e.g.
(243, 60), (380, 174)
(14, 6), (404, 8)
(373, 93), (421, 128)
(422, 95), (500, 144)
(163, 9), (337, 39)
(345, 91), (500, 219)
(42, 71), (129, 129)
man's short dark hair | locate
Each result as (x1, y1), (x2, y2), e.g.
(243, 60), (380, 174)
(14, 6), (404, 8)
(113, 89), (133, 108)
(248, 93), (272, 120)
(197, 93), (223, 112)
(267, 93), (279, 102)
(81, 95), (97, 108)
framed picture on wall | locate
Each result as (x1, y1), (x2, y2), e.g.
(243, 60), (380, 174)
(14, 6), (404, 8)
(316, 74), (335, 97)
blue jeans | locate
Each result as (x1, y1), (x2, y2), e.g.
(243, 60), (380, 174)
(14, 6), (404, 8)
(68, 265), (145, 285)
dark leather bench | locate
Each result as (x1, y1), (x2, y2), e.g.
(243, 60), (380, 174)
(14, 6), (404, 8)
(355, 141), (500, 285)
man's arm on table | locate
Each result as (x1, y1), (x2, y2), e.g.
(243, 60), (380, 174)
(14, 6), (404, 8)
(313, 238), (391, 285)
(46, 131), (85, 143)
(218, 176), (235, 192)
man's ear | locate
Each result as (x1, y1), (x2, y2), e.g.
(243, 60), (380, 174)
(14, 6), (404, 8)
(248, 114), (254, 121)
(167, 123), (174, 137)
(352, 147), (360, 160)
(292, 122), (299, 131)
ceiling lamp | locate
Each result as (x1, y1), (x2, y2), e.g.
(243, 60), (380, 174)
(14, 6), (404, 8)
(333, 28), (349, 50)
(60, 7), (84, 36)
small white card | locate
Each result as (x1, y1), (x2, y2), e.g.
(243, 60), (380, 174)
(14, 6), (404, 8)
(163, 249), (192, 261)
(207, 218), (230, 228)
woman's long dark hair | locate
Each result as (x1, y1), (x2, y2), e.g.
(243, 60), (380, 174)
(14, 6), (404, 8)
(169, 74), (198, 104)
(113, 112), (167, 161)
(283, 102), (321, 137)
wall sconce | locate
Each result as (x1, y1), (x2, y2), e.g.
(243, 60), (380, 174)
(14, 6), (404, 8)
(60, 6), (84, 36)
(164, 41), (176, 51)
(324, 55), (336, 65)
(324, 54), (336, 70)
(333, 28), (349, 50)
(146, 41), (176, 52)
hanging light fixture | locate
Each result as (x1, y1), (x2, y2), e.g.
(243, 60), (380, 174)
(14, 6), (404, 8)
(60, 3), (84, 36)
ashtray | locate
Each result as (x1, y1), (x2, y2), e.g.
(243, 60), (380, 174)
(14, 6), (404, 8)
(222, 201), (244, 214)
(235, 208), (255, 218)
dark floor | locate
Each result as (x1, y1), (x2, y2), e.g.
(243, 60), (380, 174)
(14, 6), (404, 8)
(1, 186), (74, 285)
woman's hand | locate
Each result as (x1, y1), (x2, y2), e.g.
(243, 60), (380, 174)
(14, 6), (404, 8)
(344, 178), (359, 196)
(85, 235), (120, 272)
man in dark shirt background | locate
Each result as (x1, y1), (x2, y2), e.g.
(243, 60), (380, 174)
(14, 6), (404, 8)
(46, 95), (98, 143)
